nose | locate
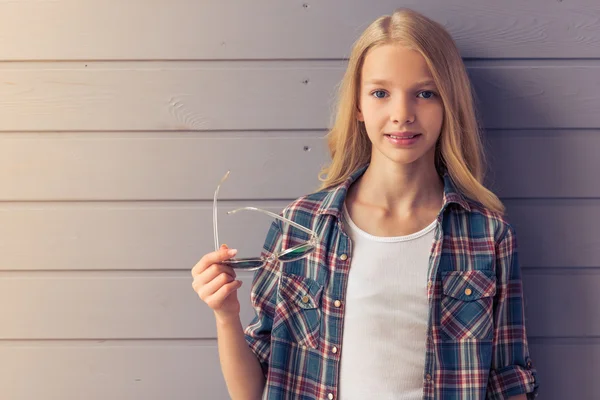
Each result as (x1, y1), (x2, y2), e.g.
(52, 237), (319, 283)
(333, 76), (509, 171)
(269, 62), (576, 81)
(389, 94), (416, 124)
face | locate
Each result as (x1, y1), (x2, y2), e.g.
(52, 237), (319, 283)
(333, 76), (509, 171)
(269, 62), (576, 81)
(357, 43), (444, 170)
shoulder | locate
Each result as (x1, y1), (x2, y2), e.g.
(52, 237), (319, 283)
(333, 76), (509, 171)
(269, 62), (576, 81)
(279, 188), (333, 220)
(460, 199), (517, 245)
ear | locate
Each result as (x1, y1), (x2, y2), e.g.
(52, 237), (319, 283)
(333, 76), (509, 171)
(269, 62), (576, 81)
(356, 106), (364, 122)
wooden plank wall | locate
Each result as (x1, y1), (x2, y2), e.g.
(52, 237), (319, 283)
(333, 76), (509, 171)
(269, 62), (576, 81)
(1, 1), (599, 399)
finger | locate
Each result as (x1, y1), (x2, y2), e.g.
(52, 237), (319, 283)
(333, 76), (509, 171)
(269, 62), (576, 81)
(195, 263), (237, 287)
(196, 271), (236, 299)
(191, 247), (238, 276)
(205, 279), (243, 309)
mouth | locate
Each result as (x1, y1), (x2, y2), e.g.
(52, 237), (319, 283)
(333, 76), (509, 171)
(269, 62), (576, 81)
(383, 133), (422, 146)
(384, 133), (422, 139)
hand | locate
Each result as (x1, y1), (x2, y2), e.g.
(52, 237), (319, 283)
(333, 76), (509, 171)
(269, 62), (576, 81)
(191, 244), (243, 323)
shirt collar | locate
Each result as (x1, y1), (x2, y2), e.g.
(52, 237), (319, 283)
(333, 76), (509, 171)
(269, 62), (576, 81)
(316, 163), (471, 219)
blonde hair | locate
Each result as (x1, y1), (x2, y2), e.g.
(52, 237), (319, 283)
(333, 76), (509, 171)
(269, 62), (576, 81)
(317, 8), (505, 214)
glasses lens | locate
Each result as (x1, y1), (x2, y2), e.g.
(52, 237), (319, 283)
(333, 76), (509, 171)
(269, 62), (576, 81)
(222, 257), (266, 271)
(278, 243), (316, 262)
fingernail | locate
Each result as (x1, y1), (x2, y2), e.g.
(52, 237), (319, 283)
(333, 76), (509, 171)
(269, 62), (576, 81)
(237, 280), (243, 286)
(221, 244), (228, 249)
(227, 249), (238, 257)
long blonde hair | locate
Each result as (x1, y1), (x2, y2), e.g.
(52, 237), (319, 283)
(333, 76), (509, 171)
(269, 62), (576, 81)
(317, 8), (505, 214)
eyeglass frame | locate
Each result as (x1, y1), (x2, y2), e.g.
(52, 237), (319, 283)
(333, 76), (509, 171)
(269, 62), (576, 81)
(213, 170), (319, 270)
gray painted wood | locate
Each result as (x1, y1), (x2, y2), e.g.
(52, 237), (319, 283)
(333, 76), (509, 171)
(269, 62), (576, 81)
(0, 0), (599, 60)
(1, 200), (598, 271)
(0, 271), (595, 339)
(523, 271), (600, 337)
(506, 200), (600, 268)
(1, 64), (600, 131)
(1, 342), (595, 400)
(1, 133), (600, 201)
(0, 343), (229, 400)
(0, 202), (286, 271)
(0, 274), (255, 339)
(0, 136), (328, 200)
(0, 0), (597, 398)
(486, 130), (600, 197)
(529, 342), (600, 400)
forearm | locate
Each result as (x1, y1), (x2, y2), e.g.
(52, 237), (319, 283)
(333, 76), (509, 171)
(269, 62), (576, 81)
(216, 316), (266, 400)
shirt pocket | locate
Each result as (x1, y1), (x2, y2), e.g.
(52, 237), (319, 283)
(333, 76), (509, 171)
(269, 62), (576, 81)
(440, 269), (496, 341)
(272, 272), (323, 349)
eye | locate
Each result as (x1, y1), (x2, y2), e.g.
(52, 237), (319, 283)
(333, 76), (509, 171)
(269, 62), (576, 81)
(418, 90), (437, 99)
(370, 90), (388, 99)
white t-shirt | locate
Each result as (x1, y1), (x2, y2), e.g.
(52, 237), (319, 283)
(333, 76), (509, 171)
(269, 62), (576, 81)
(338, 203), (437, 400)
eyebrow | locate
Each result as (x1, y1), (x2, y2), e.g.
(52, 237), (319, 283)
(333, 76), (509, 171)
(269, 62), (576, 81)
(363, 78), (436, 88)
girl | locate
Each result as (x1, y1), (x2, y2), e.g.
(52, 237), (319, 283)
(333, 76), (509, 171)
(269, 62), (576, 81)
(192, 8), (539, 400)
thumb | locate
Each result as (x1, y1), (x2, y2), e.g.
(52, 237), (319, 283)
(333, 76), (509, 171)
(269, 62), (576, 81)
(220, 243), (229, 250)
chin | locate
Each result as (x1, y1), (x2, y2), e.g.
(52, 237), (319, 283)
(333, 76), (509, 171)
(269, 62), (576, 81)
(384, 153), (426, 166)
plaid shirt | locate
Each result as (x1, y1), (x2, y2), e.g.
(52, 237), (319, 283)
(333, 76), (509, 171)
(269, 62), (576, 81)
(244, 164), (539, 400)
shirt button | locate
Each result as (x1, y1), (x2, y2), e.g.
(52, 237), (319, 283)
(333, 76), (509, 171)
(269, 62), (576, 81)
(425, 373), (432, 382)
(332, 346), (338, 354)
(334, 300), (342, 307)
(328, 393), (334, 400)
(301, 295), (310, 304)
(340, 254), (348, 261)
(465, 288), (472, 296)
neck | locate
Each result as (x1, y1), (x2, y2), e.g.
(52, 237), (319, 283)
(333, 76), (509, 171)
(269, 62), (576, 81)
(349, 158), (444, 215)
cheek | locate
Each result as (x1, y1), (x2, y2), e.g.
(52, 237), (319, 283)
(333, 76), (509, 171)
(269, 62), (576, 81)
(361, 102), (385, 123)
(423, 104), (444, 125)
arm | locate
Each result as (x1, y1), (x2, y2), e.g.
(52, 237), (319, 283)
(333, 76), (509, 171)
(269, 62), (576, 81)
(216, 315), (266, 400)
(216, 218), (284, 400)
(486, 225), (539, 400)
(508, 395), (527, 400)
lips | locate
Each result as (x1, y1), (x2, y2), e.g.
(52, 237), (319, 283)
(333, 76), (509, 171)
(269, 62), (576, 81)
(384, 133), (422, 139)
(384, 133), (422, 147)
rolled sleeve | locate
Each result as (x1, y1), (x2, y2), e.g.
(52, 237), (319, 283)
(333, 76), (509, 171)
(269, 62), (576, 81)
(487, 225), (539, 399)
(243, 217), (284, 378)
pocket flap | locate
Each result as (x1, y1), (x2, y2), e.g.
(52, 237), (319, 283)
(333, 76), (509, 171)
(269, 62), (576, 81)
(278, 273), (323, 310)
(441, 269), (496, 301)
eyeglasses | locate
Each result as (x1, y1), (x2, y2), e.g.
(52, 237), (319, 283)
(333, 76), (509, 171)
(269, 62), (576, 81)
(213, 171), (318, 270)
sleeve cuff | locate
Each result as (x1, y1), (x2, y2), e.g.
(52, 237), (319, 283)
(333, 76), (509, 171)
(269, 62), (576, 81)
(487, 359), (539, 399)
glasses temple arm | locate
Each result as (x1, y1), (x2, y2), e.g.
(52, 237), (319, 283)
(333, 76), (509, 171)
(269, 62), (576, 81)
(227, 207), (317, 237)
(213, 188), (220, 252)
(213, 171), (230, 252)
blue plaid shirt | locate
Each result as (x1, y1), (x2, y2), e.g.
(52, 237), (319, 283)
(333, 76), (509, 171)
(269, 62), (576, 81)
(245, 164), (539, 399)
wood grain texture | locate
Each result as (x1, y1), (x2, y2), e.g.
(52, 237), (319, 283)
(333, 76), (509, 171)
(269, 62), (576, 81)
(0, 136), (329, 200)
(0, 270), (596, 339)
(1, 200), (599, 271)
(0, 202), (287, 271)
(0, 341), (595, 400)
(0, 273), (256, 339)
(0, 132), (599, 201)
(0, 0), (599, 60)
(486, 130), (600, 198)
(0, 343), (230, 400)
(529, 341), (599, 400)
(1, 64), (600, 131)
(0, 1), (598, 398)
(523, 270), (600, 338)
(506, 200), (600, 269)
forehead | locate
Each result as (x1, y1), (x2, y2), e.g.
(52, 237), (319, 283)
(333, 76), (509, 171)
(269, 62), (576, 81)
(360, 44), (433, 85)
